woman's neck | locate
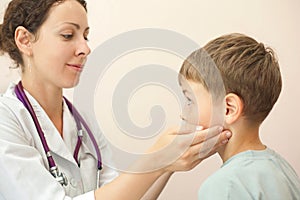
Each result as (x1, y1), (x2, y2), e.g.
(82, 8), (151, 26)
(21, 77), (64, 136)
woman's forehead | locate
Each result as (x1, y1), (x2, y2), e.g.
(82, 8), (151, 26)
(43, 0), (88, 28)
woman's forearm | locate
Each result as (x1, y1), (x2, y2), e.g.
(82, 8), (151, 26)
(141, 172), (174, 200)
(94, 170), (164, 200)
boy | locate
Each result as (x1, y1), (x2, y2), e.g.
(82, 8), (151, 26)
(179, 33), (300, 199)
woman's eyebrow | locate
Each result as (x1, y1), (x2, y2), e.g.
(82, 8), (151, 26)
(60, 22), (89, 31)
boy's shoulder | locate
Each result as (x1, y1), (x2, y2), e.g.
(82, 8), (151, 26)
(198, 148), (300, 200)
(197, 155), (246, 199)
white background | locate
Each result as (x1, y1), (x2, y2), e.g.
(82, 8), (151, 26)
(1, 0), (299, 199)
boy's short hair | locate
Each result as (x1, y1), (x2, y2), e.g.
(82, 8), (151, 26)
(179, 33), (282, 123)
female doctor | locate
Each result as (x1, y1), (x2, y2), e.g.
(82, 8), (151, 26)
(0, 0), (231, 199)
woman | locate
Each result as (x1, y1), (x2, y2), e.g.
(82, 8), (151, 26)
(0, 0), (231, 199)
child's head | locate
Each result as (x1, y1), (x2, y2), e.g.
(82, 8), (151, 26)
(179, 33), (282, 128)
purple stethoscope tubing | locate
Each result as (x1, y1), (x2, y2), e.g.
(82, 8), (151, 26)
(15, 82), (56, 168)
(14, 81), (102, 185)
(63, 97), (102, 170)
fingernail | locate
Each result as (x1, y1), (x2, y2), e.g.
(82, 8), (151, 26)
(225, 131), (232, 138)
(218, 126), (223, 132)
(222, 139), (229, 144)
(196, 126), (204, 131)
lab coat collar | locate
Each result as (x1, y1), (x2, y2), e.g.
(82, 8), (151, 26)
(24, 90), (79, 167)
(6, 83), (98, 168)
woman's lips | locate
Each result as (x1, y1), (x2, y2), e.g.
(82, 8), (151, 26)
(67, 64), (84, 72)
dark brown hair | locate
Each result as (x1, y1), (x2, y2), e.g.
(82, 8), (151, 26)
(180, 33), (282, 123)
(0, 0), (87, 67)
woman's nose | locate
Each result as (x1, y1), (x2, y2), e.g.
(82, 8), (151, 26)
(76, 39), (91, 57)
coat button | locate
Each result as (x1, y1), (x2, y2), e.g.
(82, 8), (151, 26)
(70, 178), (77, 187)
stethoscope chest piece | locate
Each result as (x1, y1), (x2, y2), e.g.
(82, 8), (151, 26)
(50, 166), (68, 186)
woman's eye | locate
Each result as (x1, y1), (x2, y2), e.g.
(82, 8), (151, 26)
(61, 34), (73, 39)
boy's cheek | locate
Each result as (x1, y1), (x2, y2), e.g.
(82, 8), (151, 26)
(197, 107), (213, 128)
(182, 107), (199, 123)
(198, 118), (211, 129)
(181, 109), (210, 130)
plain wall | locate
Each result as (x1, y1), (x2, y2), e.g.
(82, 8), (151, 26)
(0, 0), (299, 199)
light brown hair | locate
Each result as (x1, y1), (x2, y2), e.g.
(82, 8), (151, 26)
(180, 33), (282, 123)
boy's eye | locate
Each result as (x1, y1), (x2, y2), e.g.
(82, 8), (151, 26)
(186, 97), (192, 106)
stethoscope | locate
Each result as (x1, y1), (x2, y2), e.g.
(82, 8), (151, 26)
(14, 81), (102, 187)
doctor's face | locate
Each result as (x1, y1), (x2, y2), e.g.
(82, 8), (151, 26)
(180, 79), (213, 129)
(29, 0), (91, 88)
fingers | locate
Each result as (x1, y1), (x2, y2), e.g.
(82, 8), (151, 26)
(182, 129), (232, 164)
(191, 126), (224, 146)
(166, 126), (192, 135)
(167, 125), (231, 154)
(164, 126), (232, 172)
(210, 130), (232, 150)
(193, 129), (231, 158)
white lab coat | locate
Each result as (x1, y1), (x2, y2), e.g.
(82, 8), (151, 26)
(0, 83), (118, 200)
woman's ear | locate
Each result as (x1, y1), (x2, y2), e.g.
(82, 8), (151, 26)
(224, 93), (243, 124)
(15, 26), (33, 56)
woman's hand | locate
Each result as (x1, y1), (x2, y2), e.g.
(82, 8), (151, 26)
(149, 126), (231, 172)
(95, 126), (231, 200)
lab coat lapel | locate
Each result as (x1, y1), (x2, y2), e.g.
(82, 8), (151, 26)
(27, 93), (78, 167)
(81, 132), (98, 161)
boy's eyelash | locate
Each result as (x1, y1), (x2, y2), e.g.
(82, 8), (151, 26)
(186, 97), (192, 105)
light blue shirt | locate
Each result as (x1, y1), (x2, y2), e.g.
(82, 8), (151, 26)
(198, 148), (300, 200)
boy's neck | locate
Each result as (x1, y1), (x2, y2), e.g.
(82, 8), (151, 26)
(218, 119), (266, 163)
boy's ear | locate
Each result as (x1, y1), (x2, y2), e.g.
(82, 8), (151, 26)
(15, 26), (33, 56)
(224, 93), (243, 124)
